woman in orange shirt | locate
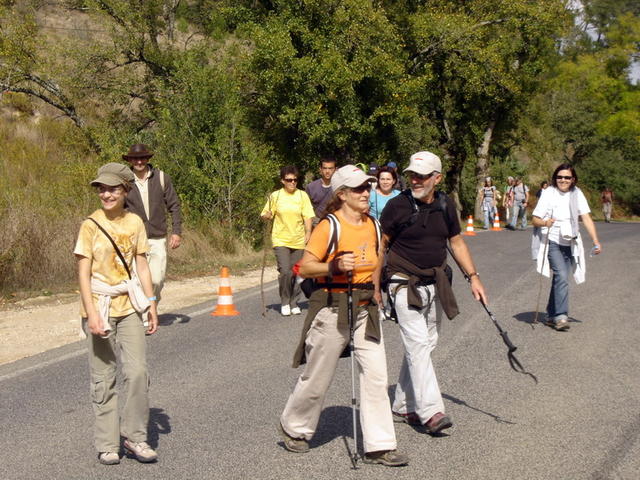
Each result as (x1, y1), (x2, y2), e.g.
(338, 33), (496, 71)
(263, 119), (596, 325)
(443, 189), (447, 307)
(278, 165), (408, 467)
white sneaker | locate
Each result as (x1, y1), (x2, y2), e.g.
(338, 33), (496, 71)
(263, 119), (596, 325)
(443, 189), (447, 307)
(281, 305), (291, 316)
(98, 452), (120, 465)
(123, 440), (157, 463)
(291, 306), (302, 315)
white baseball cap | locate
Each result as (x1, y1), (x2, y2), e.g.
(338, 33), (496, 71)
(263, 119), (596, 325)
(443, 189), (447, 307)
(331, 165), (376, 191)
(404, 151), (442, 175)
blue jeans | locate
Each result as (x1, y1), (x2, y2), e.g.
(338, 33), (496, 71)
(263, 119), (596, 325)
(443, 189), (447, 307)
(546, 242), (573, 321)
(483, 204), (496, 229)
(509, 202), (527, 229)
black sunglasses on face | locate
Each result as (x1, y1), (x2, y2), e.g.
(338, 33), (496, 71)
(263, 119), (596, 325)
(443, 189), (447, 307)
(408, 172), (435, 181)
(350, 183), (372, 194)
(283, 178), (298, 183)
(556, 175), (573, 180)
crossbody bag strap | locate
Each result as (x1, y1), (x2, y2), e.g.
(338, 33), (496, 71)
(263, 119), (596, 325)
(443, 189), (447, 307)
(88, 217), (132, 279)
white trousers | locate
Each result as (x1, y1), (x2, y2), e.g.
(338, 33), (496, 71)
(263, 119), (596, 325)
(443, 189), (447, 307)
(147, 238), (167, 301)
(391, 282), (445, 423)
(281, 307), (397, 453)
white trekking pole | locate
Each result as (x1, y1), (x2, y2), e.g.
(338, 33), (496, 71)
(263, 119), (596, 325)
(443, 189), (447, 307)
(346, 268), (359, 469)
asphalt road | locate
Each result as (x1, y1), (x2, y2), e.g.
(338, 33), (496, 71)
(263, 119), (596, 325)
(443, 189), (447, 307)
(1, 222), (638, 480)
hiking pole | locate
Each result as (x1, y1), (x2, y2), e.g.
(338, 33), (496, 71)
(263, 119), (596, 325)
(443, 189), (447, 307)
(446, 245), (538, 383)
(533, 211), (553, 326)
(260, 194), (274, 318)
(346, 267), (359, 469)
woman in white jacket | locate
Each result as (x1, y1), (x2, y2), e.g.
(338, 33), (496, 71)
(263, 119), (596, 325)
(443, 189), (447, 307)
(531, 163), (601, 331)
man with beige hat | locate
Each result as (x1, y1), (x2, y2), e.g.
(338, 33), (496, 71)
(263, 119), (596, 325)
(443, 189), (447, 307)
(123, 144), (182, 317)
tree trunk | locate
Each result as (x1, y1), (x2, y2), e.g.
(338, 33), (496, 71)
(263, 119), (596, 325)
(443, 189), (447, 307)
(442, 146), (464, 227)
(473, 119), (496, 221)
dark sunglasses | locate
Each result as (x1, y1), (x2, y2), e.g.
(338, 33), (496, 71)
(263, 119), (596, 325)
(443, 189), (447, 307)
(283, 177), (298, 183)
(350, 183), (372, 194)
(556, 175), (573, 180)
(407, 172), (435, 181)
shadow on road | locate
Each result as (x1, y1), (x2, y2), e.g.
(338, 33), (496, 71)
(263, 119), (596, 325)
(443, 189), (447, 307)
(147, 407), (172, 448)
(310, 406), (363, 450)
(513, 311), (582, 329)
(158, 313), (191, 327)
(442, 393), (516, 425)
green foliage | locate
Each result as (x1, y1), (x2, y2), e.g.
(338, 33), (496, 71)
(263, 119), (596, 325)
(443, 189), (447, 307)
(244, 0), (406, 170)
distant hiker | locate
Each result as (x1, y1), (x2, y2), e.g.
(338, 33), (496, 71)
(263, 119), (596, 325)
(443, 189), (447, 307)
(375, 151), (487, 436)
(601, 187), (614, 222)
(386, 161), (407, 191)
(369, 166), (400, 219)
(74, 163), (158, 465)
(507, 177), (529, 230)
(261, 166), (314, 316)
(532, 163), (601, 331)
(536, 181), (549, 201)
(305, 156), (336, 227)
(479, 177), (498, 230)
(278, 165), (408, 467)
(123, 144), (182, 324)
(502, 176), (514, 223)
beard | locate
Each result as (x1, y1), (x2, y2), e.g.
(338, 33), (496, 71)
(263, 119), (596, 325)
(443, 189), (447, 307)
(411, 184), (433, 201)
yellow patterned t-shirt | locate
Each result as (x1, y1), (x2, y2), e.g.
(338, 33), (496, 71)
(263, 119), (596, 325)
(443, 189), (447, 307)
(74, 209), (149, 318)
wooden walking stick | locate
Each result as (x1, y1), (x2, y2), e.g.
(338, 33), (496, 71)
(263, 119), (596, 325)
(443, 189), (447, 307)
(260, 193), (274, 318)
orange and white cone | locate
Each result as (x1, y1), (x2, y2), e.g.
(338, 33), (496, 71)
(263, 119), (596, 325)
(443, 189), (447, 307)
(463, 215), (476, 236)
(211, 266), (240, 316)
(491, 213), (502, 231)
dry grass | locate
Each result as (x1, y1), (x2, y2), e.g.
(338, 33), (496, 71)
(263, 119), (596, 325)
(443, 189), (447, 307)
(0, 94), (267, 300)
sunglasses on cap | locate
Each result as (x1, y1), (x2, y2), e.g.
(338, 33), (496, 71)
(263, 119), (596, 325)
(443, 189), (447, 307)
(350, 183), (372, 194)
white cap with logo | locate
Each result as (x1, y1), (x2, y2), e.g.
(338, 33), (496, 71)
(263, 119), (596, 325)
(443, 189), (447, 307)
(404, 151), (442, 176)
(331, 165), (376, 191)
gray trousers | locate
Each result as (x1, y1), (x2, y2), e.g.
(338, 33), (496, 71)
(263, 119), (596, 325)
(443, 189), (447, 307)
(84, 312), (150, 452)
(274, 246), (303, 307)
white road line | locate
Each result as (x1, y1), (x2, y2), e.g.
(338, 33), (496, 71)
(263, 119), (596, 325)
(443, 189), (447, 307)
(0, 282), (278, 383)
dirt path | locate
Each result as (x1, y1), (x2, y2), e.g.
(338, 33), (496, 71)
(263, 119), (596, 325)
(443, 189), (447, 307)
(0, 267), (278, 366)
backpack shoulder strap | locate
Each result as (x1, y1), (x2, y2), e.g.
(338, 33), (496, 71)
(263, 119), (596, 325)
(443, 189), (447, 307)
(320, 214), (340, 262)
(366, 214), (382, 254)
(159, 170), (165, 191)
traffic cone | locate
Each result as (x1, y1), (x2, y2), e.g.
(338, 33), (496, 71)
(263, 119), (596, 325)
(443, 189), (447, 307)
(491, 213), (502, 231)
(211, 266), (240, 316)
(463, 215), (476, 236)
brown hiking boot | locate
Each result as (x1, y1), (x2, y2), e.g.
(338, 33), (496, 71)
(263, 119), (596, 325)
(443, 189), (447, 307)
(278, 423), (309, 453)
(363, 450), (409, 467)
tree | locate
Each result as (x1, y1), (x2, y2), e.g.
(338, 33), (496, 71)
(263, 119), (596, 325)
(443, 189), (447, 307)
(242, 0), (407, 170)
(392, 0), (569, 218)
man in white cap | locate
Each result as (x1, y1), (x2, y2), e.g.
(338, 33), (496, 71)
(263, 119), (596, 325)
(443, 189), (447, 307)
(374, 151), (487, 435)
